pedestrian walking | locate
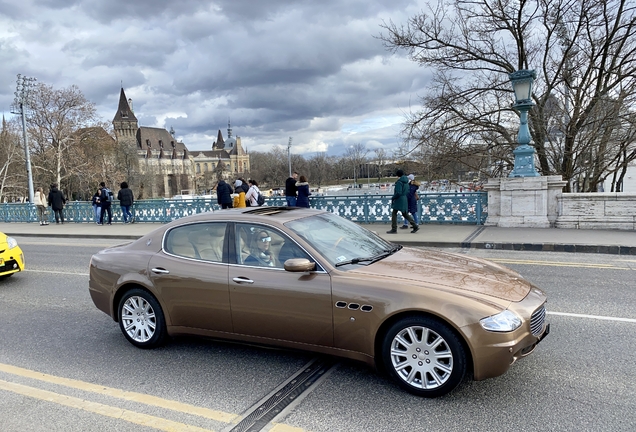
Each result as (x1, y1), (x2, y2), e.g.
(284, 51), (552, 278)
(33, 187), (49, 225)
(296, 175), (311, 208)
(216, 179), (233, 209)
(92, 189), (102, 224)
(387, 170), (418, 234)
(117, 182), (134, 223)
(47, 183), (67, 224)
(99, 182), (114, 225)
(401, 174), (420, 229)
(285, 171), (298, 206)
(233, 179), (247, 208)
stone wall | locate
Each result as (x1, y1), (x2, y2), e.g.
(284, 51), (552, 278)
(556, 193), (636, 230)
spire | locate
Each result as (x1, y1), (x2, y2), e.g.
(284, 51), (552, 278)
(214, 129), (224, 150)
(227, 118), (232, 138)
(113, 88), (138, 123)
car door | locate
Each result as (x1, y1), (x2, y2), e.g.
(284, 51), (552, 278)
(148, 221), (231, 332)
(229, 223), (333, 346)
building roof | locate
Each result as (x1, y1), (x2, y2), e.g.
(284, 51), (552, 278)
(192, 150), (231, 159)
(112, 88), (138, 123)
(137, 126), (189, 157)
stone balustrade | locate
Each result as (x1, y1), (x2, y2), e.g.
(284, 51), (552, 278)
(556, 193), (636, 230)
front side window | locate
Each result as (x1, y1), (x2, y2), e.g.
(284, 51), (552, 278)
(164, 222), (227, 262)
(285, 213), (393, 268)
(234, 223), (310, 269)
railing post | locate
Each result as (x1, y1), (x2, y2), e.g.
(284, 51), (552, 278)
(476, 192), (482, 225)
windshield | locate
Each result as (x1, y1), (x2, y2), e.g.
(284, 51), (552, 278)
(285, 213), (395, 267)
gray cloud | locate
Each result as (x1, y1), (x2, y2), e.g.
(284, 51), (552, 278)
(1, 0), (429, 155)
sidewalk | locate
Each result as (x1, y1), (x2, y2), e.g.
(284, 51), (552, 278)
(1, 221), (636, 255)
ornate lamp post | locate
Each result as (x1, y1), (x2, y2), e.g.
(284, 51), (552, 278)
(508, 69), (539, 177)
(10, 74), (37, 203)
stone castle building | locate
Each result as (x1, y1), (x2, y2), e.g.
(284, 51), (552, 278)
(190, 121), (251, 184)
(112, 88), (250, 198)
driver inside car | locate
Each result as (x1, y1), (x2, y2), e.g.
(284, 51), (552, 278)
(244, 229), (280, 268)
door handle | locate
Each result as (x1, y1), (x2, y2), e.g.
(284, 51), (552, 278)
(232, 277), (254, 284)
(151, 268), (170, 274)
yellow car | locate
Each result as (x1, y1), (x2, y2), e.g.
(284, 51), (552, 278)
(0, 232), (25, 278)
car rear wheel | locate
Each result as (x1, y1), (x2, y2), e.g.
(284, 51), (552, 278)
(382, 316), (466, 397)
(118, 288), (166, 349)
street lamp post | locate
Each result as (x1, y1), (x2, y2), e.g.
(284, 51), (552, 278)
(508, 69), (539, 177)
(287, 137), (292, 177)
(10, 74), (37, 203)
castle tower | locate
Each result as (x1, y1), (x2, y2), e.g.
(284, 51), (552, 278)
(112, 88), (138, 146)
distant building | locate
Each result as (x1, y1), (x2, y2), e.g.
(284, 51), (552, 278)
(190, 121), (251, 186)
(112, 88), (250, 197)
(112, 88), (193, 198)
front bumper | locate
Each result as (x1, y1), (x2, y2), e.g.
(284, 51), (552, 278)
(0, 248), (24, 276)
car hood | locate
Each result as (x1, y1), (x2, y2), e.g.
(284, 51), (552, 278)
(348, 247), (532, 302)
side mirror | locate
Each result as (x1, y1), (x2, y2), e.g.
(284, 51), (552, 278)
(284, 258), (316, 272)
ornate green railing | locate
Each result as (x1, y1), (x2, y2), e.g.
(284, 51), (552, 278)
(0, 192), (487, 225)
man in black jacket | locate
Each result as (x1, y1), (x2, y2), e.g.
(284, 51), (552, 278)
(47, 183), (67, 224)
(117, 182), (134, 223)
(99, 182), (114, 225)
(285, 172), (298, 206)
(216, 179), (233, 209)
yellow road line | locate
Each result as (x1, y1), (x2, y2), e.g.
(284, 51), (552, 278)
(0, 363), (237, 424)
(0, 379), (214, 432)
(270, 424), (308, 432)
(488, 258), (630, 269)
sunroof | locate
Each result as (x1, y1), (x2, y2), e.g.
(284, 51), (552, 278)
(243, 206), (301, 215)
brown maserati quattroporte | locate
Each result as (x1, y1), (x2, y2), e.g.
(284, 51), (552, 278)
(89, 207), (549, 397)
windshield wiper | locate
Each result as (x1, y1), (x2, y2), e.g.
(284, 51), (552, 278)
(335, 245), (402, 267)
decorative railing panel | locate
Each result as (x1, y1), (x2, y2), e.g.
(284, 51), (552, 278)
(0, 192), (487, 225)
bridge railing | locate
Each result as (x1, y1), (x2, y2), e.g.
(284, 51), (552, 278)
(0, 192), (488, 225)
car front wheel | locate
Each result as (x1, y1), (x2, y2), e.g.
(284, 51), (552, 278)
(382, 316), (466, 397)
(118, 288), (166, 349)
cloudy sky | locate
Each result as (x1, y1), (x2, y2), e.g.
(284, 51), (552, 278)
(0, 0), (432, 156)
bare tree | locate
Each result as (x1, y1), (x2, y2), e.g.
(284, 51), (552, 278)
(380, 0), (636, 191)
(0, 117), (26, 202)
(307, 152), (333, 187)
(344, 143), (369, 185)
(27, 83), (100, 192)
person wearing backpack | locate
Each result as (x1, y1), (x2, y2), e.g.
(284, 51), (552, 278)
(99, 181), (114, 225)
(245, 179), (263, 207)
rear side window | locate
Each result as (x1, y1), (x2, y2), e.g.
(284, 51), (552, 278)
(164, 223), (227, 262)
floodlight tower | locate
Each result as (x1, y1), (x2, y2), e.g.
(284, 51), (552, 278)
(287, 137), (293, 177)
(10, 74), (37, 204)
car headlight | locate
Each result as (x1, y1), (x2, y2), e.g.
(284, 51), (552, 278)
(480, 310), (522, 332)
(6, 237), (18, 249)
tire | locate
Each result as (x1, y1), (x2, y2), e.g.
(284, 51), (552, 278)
(381, 316), (466, 397)
(118, 288), (166, 349)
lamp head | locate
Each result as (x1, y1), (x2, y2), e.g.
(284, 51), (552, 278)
(508, 69), (536, 106)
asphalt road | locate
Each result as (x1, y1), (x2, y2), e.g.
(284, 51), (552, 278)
(0, 238), (635, 432)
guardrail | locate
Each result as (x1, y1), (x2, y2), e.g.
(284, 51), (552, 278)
(0, 192), (488, 225)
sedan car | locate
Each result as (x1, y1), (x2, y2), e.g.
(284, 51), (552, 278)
(0, 232), (25, 278)
(89, 207), (549, 397)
